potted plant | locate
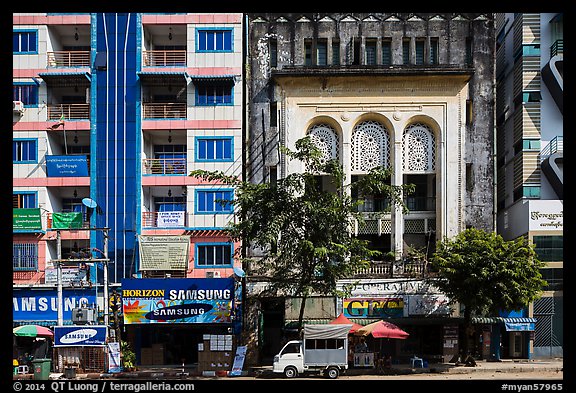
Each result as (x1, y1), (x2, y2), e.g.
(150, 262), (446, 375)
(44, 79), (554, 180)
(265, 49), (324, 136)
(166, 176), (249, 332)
(121, 341), (136, 371)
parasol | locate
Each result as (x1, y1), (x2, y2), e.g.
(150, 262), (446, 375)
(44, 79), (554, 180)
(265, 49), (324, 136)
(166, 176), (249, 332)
(329, 313), (363, 333)
(354, 320), (409, 339)
(13, 325), (54, 338)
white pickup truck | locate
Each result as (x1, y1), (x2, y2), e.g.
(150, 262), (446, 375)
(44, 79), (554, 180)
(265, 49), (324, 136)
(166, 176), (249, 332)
(273, 324), (351, 379)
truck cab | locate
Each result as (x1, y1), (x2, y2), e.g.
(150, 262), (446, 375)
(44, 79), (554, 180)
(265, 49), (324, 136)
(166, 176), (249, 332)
(273, 340), (304, 377)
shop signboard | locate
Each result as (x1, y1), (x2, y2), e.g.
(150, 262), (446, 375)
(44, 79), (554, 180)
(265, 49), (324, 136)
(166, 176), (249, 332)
(44, 267), (88, 286)
(156, 211), (185, 227)
(121, 278), (234, 324)
(13, 208), (42, 230)
(45, 155), (89, 177)
(12, 289), (96, 322)
(343, 297), (404, 318)
(51, 212), (83, 229)
(407, 294), (452, 316)
(54, 326), (107, 347)
(138, 235), (190, 270)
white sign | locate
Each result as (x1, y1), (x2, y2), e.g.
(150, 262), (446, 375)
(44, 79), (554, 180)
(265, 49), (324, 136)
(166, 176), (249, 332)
(337, 279), (444, 297)
(529, 202), (563, 231)
(108, 342), (121, 373)
(229, 345), (247, 377)
(45, 268), (87, 285)
(157, 211), (185, 227)
(138, 235), (190, 270)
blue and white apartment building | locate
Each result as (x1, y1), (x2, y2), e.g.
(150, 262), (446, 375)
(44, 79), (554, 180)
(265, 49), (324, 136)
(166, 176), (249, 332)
(13, 13), (244, 370)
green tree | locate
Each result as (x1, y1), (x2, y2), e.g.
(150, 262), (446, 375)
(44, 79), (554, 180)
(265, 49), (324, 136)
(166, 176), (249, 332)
(429, 227), (547, 364)
(191, 136), (414, 333)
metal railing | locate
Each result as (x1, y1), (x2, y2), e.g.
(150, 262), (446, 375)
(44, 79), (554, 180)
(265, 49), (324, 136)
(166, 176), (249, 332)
(47, 51), (91, 67)
(540, 136), (563, 161)
(550, 39), (563, 58)
(350, 260), (435, 278)
(142, 158), (187, 175)
(142, 102), (186, 119)
(143, 50), (186, 67)
(354, 197), (436, 212)
(47, 104), (90, 121)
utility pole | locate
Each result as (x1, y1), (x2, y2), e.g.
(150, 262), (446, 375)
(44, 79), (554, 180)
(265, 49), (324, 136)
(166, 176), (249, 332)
(103, 228), (110, 328)
(56, 230), (63, 326)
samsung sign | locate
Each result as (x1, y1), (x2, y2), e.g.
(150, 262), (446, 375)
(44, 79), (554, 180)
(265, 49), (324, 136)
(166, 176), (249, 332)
(54, 326), (107, 347)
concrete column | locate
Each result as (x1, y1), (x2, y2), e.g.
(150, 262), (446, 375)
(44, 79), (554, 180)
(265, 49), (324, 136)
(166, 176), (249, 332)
(391, 137), (404, 272)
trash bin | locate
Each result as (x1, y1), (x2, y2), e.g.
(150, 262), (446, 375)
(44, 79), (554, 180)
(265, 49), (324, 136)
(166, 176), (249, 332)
(64, 367), (76, 379)
(32, 359), (51, 380)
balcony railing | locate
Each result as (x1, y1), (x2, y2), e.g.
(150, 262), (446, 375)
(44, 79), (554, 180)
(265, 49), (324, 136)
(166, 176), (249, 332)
(551, 39), (563, 58)
(47, 51), (91, 67)
(142, 102), (186, 119)
(47, 104), (90, 121)
(350, 260), (435, 278)
(540, 136), (563, 161)
(355, 197), (436, 212)
(142, 158), (187, 175)
(143, 50), (186, 67)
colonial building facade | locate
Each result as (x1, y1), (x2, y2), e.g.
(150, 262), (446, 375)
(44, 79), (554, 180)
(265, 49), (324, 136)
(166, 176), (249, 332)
(244, 13), (496, 365)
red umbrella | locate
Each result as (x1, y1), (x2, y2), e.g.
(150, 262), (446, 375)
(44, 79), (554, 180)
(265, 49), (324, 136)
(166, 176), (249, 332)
(329, 313), (363, 333)
(13, 325), (54, 338)
(354, 320), (409, 339)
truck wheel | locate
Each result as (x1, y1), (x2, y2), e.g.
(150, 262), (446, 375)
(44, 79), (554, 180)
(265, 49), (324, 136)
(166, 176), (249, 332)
(325, 367), (339, 379)
(284, 366), (298, 378)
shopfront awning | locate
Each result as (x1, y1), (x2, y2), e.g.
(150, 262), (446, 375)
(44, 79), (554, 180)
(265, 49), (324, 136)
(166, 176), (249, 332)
(471, 317), (537, 331)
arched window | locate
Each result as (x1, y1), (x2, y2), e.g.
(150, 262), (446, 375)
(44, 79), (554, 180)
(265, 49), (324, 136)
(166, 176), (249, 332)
(351, 120), (389, 172)
(307, 123), (338, 164)
(402, 123), (435, 172)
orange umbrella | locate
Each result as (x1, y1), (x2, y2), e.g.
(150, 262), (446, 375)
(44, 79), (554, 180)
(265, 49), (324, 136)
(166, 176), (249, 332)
(354, 320), (409, 339)
(329, 313), (363, 333)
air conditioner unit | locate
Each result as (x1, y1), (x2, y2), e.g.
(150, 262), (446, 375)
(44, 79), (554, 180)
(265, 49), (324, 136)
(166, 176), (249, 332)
(13, 100), (24, 114)
(205, 271), (221, 278)
(71, 307), (97, 325)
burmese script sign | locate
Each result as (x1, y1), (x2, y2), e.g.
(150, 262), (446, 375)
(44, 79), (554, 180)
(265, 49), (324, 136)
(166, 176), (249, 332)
(138, 235), (190, 270)
(529, 205), (563, 231)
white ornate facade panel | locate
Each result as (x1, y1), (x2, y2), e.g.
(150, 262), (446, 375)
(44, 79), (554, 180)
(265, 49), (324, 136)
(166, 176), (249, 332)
(307, 123), (339, 164)
(351, 120), (390, 172)
(402, 123), (436, 172)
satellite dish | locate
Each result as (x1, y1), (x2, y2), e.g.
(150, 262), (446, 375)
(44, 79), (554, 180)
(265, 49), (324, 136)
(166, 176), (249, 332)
(233, 267), (245, 278)
(82, 198), (98, 209)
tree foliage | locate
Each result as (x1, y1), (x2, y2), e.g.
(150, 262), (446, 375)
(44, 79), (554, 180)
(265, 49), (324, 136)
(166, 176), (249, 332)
(190, 136), (414, 331)
(429, 227), (547, 362)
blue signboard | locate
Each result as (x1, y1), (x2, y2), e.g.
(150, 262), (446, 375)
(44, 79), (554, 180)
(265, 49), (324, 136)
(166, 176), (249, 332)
(54, 326), (108, 347)
(121, 278), (235, 324)
(45, 155), (89, 177)
(13, 289), (97, 322)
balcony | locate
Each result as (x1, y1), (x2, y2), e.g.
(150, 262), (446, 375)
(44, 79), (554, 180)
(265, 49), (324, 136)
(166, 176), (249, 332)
(550, 39), (563, 58)
(350, 260), (436, 278)
(47, 103), (90, 121)
(142, 158), (187, 175)
(143, 50), (186, 67)
(142, 102), (186, 119)
(47, 51), (91, 68)
(540, 136), (563, 199)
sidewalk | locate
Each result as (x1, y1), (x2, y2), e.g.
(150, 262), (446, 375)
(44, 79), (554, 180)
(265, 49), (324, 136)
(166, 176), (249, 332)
(13, 358), (563, 380)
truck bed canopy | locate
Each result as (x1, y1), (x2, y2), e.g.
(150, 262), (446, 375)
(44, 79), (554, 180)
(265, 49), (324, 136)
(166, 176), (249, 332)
(304, 324), (352, 339)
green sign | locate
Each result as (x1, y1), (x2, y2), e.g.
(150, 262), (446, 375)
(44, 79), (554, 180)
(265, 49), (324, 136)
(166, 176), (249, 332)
(52, 212), (83, 229)
(13, 208), (42, 230)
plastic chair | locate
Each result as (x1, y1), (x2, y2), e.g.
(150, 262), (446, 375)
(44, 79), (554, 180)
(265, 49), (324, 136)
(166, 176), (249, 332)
(410, 356), (424, 368)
